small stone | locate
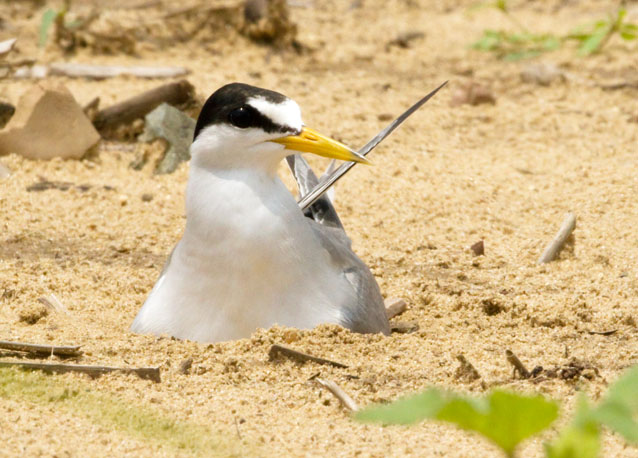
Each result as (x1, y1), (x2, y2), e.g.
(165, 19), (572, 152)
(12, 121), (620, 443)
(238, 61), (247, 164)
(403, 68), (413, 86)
(377, 113), (393, 121)
(384, 297), (407, 319)
(0, 102), (15, 129)
(390, 321), (419, 333)
(244, 0), (268, 23)
(470, 240), (484, 256)
(450, 81), (495, 106)
(179, 357), (193, 374)
(141, 193), (154, 202)
(521, 63), (565, 86)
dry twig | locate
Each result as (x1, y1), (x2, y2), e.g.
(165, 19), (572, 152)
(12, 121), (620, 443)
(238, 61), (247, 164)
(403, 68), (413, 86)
(537, 213), (576, 264)
(312, 376), (358, 411)
(455, 354), (481, 382)
(0, 340), (82, 357)
(0, 361), (161, 382)
(587, 329), (618, 336)
(268, 344), (348, 368)
(505, 349), (531, 379)
(599, 81), (638, 90)
(49, 63), (188, 79)
(37, 294), (68, 313)
(93, 80), (195, 132)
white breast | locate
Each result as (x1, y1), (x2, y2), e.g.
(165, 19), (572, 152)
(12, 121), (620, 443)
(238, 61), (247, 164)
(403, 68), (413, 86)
(131, 165), (353, 342)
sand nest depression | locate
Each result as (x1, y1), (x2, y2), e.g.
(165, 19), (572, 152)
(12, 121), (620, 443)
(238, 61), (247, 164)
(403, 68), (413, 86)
(1, 0), (637, 456)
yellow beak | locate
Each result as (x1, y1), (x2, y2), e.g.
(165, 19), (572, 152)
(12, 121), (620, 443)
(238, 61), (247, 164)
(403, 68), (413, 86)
(272, 127), (370, 164)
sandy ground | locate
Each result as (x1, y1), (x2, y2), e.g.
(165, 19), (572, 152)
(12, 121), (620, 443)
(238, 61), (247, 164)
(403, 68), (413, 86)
(1, 0), (638, 456)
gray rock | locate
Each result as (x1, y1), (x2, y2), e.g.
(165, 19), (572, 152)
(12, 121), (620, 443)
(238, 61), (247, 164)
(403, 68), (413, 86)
(138, 103), (196, 174)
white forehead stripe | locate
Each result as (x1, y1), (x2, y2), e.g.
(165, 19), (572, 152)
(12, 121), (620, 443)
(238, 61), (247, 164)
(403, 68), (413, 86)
(247, 97), (303, 132)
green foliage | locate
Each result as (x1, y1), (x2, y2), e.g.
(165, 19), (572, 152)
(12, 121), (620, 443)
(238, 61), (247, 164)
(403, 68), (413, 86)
(356, 388), (558, 457)
(472, 30), (561, 61)
(591, 365), (638, 443)
(38, 8), (58, 48)
(468, 0), (509, 14)
(568, 9), (638, 55)
(355, 366), (638, 457)
(470, 4), (638, 60)
(354, 388), (446, 425)
(545, 396), (600, 458)
(0, 368), (243, 456)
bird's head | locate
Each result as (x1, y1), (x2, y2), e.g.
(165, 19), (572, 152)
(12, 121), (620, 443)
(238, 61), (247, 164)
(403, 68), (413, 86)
(190, 83), (368, 171)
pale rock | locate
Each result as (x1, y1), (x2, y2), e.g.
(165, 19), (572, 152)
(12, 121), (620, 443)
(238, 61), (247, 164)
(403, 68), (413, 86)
(0, 83), (101, 160)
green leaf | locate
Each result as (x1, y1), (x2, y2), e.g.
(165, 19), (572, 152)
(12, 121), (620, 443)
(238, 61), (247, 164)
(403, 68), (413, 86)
(436, 390), (559, 456)
(545, 395), (600, 458)
(592, 365), (638, 443)
(356, 389), (558, 456)
(472, 30), (503, 51)
(620, 24), (638, 40)
(578, 24), (612, 55)
(495, 0), (508, 13)
(614, 8), (627, 26)
(541, 36), (562, 50)
(354, 388), (446, 425)
(39, 8), (57, 48)
(503, 50), (541, 61)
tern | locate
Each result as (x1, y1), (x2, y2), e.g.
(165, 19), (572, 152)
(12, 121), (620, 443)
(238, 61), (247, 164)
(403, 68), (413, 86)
(131, 82), (446, 342)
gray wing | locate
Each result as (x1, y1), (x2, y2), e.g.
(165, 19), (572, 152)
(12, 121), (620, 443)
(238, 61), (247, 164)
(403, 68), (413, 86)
(287, 154), (390, 335)
(309, 221), (390, 335)
(285, 155), (343, 229)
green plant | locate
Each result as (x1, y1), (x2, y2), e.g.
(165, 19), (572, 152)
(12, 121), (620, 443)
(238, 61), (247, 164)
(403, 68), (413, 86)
(38, 1), (91, 51)
(0, 367), (244, 456)
(568, 8), (638, 55)
(472, 30), (561, 61)
(38, 8), (59, 48)
(355, 366), (638, 458)
(469, 3), (638, 60)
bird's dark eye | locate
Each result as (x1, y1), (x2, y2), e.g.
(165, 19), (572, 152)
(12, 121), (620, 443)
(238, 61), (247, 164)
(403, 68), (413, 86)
(228, 106), (253, 129)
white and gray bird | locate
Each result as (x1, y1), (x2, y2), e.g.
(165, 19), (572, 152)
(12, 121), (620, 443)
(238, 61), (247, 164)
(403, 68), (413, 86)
(131, 83), (392, 342)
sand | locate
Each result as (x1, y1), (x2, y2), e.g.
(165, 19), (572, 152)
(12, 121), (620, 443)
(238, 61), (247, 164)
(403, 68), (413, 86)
(1, 0), (637, 456)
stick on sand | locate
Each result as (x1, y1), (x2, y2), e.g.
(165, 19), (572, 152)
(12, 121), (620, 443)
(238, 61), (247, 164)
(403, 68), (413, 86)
(505, 349), (531, 379)
(313, 376), (359, 411)
(537, 213), (576, 264)
(268, 344), (348, 368)
(93, 80), (195, 131)
(0, 340), (82, 357)
(0, 361), (161, 382)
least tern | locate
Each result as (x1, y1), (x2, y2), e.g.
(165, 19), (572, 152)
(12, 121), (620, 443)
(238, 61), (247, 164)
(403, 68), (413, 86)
(131, 82), (446, 342)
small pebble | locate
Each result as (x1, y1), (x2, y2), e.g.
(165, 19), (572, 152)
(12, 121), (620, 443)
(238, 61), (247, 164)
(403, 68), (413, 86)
(470, 240), (484, 256)
(179, 357), (194, 374)
(520, 63), (565, 86)
(384, 297), (407, 319)
(450, 81), (495, 106)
